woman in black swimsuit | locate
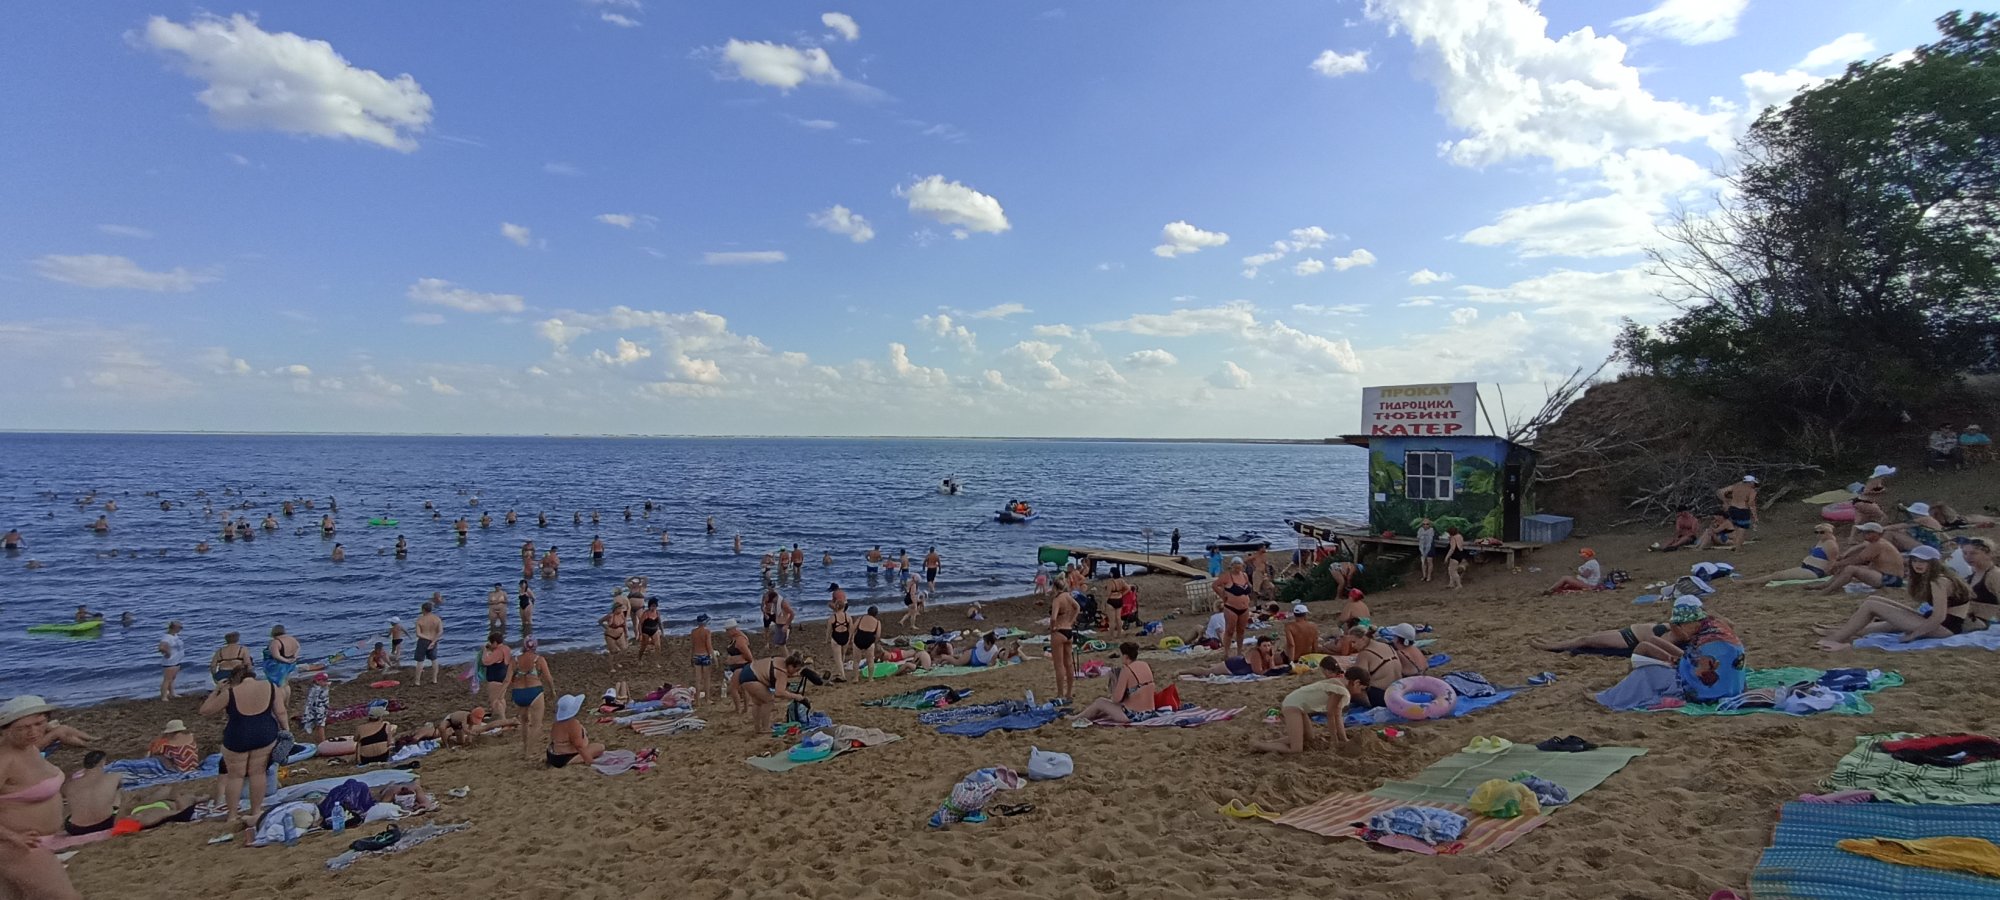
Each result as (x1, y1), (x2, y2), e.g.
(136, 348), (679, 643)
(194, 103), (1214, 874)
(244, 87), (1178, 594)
(1209, 558), (1254, 656)
(637, 597), (662, 659)
(354, 710), (394, 764)
(198, 667), (286, 822)
(827, 590), (852, 682)
(853, 606), (882, 678)
(1965, 538), (2000, 623)
(1814, 544), (1978, 650)
(481, 632), (511, 716)
(737, 653), (807, 734)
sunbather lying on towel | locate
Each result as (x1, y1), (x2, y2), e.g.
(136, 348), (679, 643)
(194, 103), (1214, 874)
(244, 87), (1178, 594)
(1194, 638), (1288, 678)
(1934, 504), (1998, 529)
(1814, 545), (1982, 651)
(1532, 623), (1680, 661)
(1253, 658), (1347, 754)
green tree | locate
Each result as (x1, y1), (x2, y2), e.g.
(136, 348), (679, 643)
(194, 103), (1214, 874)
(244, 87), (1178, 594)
(1618, 11), (2000, 441)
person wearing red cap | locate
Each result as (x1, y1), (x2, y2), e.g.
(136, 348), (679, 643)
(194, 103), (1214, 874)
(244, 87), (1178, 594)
(1543, 548), (1603, 594)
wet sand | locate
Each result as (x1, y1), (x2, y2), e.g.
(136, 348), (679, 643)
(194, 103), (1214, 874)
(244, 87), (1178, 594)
(41, 465), (2000, 899)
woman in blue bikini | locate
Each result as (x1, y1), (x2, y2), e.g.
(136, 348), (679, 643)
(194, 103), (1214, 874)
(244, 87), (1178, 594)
(507, 638), (555, 762)
(1748, 524), (1843, 584)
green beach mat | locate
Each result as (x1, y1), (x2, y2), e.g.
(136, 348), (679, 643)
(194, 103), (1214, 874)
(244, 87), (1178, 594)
(1822, 733), (2000, 805)
(910, 663), (1022, 678)
(1667, 668), (1903, 717)
(862, 687), (963, 709)
(1368, 745), (1647, 805)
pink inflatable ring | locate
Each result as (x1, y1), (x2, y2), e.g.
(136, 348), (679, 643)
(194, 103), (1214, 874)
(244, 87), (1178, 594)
(1383, 676), (1457, 720)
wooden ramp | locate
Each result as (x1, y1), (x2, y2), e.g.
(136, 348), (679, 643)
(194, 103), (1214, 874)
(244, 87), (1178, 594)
(1039, 544), (1211, 579)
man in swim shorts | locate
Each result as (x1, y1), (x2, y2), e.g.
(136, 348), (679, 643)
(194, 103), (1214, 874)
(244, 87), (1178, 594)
(1050, 590), (1079, 702)
(1, 528), (21, 550)
(60, 751), (121, 836)
(1717, 475), (1759, 529)
(866, 545), (882, 576)
(414, 602), (444, 685)
(1816, 522), (1909, 593)
(924, 546), (941, 588)
(689, 614), (714, 704)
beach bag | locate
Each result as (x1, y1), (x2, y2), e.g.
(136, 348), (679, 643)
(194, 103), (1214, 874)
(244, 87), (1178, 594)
(1679, 641), (1745, 703)
(1468, 779), (1541, 819)
(1440, 672), (1497, 699)
(1027, 746), (1073, 781)
(1153, 684), (1182, 710)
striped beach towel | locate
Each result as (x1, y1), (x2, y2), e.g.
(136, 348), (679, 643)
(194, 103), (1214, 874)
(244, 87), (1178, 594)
(1274, 793), (1547, 855)
(1178, 674), (1270, 684)
(1752, 801), (2000, 898)
(1095, 706), (1244, 728)
(1823, 733), (2000, 805)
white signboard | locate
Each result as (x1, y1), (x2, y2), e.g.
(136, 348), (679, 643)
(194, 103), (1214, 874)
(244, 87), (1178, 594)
(1360, 382), (1478, 436)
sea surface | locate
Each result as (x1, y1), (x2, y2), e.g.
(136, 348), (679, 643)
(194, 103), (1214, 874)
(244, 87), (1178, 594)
(0, 433), (1366, 704)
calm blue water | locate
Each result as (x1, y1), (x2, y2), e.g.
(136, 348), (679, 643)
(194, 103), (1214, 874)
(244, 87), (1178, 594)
(0, 434), (1366, 703)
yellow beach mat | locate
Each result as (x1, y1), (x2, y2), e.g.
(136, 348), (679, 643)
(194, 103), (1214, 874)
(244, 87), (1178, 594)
(1218, 799), (1281, 821)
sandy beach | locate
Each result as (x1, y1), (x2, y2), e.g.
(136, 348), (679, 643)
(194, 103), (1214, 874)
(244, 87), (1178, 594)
(29, 464), (1996, 899)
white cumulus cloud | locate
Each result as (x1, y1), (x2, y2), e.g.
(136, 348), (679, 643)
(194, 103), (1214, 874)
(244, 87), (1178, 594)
(591, 337), (653, 367)
(1310, 49), (1369, 77)
(407, 278), (524, 314)
(717, 39), (842, 91)
(1368, 0), (1728, 170)
(1330, 248), (1377, 271)
(916, 314), (976, 351)
(1123, 349), (1178, 369)
(897, 175), (1010, 238)
(34, 254), (216, 292)
(500, 222), (540, 248)
(822, 12), (859, 41)
(1613, 0), (1748, 46)
(1799, 33), (1876, 70)
(600, 12), (640, 28)
(887, 342), (948, 387)
(1208, 361), (1253, 390)
(970, 303), (1029, 319)
(424, 376), (460, 395)
(1409, 268), (1454, 285)
(1460, 148), (1713, 258)
(596, 213), (637, 228)
(1294, 258), (1326, 276)
(139, 13), (433, 152)
(1153, 220), (1230, 258)
(808, 205), (875, 243)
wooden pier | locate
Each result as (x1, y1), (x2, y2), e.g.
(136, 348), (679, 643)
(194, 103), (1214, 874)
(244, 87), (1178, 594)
(1037, 544), (1211, 579)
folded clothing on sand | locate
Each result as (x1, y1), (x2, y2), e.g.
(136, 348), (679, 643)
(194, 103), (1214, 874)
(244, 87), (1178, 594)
(1881, 735), (2000, 768)
(1824, 733), (2000, 805)
(1839, 836), (2000, 880)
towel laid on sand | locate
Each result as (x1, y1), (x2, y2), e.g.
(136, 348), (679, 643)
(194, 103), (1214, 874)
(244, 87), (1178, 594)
(1855, 629), (2000, 652)
(1092, 706), (1243, 728)
(105, 754), (221, 789)
(920, 700), (1065, 737)
(1367, 745), (1647, 806)
(745, 726), (902, 772)
(1823, 733), (2000, 805)
(268, 770), (416, 807)
(863, 686), (967, 709)
(325, 822), (469, 871)
(911, 663), (1021, 678)
(1753, 801), (2000, 898)
(1274, 793), (1547, 856)
(1179, 673), (1271, 684)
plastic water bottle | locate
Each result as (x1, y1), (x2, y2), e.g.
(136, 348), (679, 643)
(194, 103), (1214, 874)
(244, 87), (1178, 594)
(1025, 689), (1037, 708)
(328, 811), (345, 834)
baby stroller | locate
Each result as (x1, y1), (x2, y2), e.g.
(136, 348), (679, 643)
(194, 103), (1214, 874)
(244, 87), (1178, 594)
(1073, 591), (1105, 632)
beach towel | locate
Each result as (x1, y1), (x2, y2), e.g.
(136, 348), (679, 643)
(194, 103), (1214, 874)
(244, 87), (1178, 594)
(1823, 734), (2000, 805)
(1140, 646), (1217, 661)
(1367, 746), (1648, 806)
(1344, 690), (1519, 727)
(388, 740), (438, 764)
(1855, 629), (2000, 652)
(911, 663), (1020, 678)
(920, 700), (1065, 736)
(1673, 668), (1903, 717)
(105, 754), (221, 790)
(745, 727), (902, 772)
(1093, 706), (1244, 728)
(268, 770), (416, 807)
(325, 822), (469, 871)
(590, 749), (656, 775)
(1751, 801), (2000, 898)
(631, 717), (705, 736)
(1274, 793), (1548, 855)
(862, 686), (967, 709)
(1179, 673), (1271, 684)
(612, 706), (694, 726)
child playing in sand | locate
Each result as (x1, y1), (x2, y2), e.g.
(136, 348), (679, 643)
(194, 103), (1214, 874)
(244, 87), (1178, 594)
(1254, 657), (1348, 754)
(365, 642), (392, 674)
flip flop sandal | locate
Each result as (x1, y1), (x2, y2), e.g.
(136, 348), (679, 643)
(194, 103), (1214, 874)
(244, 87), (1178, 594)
(994, 804), (1036, 817)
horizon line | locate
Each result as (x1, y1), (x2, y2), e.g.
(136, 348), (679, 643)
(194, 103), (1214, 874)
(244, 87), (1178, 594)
(0, 428), (1353, 445)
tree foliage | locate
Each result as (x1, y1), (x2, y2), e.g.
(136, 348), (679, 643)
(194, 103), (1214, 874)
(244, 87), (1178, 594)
(1618, 12), (2000, 441)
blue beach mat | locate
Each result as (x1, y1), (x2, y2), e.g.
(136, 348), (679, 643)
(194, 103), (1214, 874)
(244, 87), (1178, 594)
(1341, 690), (1519, 728)
(1751, 801), (2000, 899)
(1855, 630), (2000, 652)
(918, 700), (1065, 737)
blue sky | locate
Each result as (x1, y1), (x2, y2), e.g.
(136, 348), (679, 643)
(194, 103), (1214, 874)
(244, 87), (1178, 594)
(0, 0), (1964, 437)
